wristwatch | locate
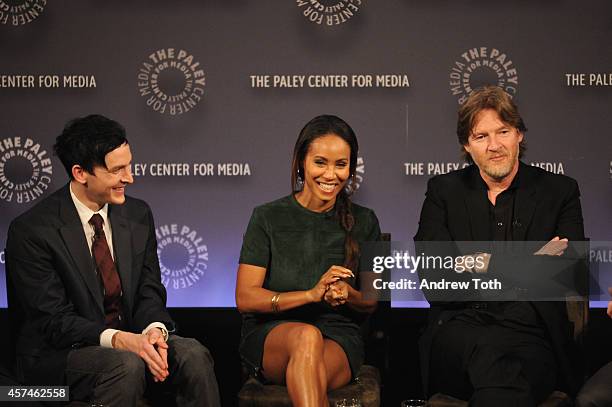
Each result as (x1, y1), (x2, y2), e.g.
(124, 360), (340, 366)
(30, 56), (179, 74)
(159, 326), (169, 342)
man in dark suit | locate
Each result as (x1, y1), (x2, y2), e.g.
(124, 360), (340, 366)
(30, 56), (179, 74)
(414, 86), (586, 406)
(6, 115), (221, 406)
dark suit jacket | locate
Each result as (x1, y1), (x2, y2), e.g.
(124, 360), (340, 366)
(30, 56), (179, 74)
(6, 184), (174, 385)
(414, 162), (586, 396)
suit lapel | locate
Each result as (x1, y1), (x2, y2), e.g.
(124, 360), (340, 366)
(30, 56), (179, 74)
(58, 187), (104, 314)
(464, 167), (490, 241)
(109, 204), (133, 313)
(512, 164), (538, 241)
(463, 162), (539, 241)
(465, 190), (490, 240)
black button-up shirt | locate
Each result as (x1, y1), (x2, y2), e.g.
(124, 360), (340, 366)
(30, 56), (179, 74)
(476, 167), (545, 330)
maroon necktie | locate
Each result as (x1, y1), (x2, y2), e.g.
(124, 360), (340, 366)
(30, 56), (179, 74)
(89, 214), (123, 328)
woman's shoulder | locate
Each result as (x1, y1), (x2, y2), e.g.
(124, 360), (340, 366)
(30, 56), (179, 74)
(250, 195), (295, 219)
(350, 201), (380, 237)
(351, 201), (378, 220)
(253, 195), (292, 211)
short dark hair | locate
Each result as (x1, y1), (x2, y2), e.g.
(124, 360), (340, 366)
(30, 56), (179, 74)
(54, 114), (128, 178)
(457, 86), (527, 163)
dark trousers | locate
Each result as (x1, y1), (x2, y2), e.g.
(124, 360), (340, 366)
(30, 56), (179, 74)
(65, 335), (221, 407)
(429, 311), (556, 407)
(576, 361), (612, 407)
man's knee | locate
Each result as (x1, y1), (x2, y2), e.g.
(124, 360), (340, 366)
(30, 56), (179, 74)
(171, 337), (215, 374)
(66, 349), (146, 404)
(113, 350), (146, 383)
(68, 347), (146, 380)
(576, 363), (612, 407)
(576, 388), (612, 407)
(180, 338), (213, 362)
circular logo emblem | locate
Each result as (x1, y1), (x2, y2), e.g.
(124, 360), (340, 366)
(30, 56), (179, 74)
(0, 0), (46, 26)
(449, 47), (519, 104)
(296, 0), (363, 26)
(156, 224), (208, 290)
(0, 250), (5, 264)
(137, 48), (206, 116)
(0, 137), (53, 204)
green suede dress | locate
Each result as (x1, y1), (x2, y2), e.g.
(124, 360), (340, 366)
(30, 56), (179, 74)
(238, 194), (381, 380)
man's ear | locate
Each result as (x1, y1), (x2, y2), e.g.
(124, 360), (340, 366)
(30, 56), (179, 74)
(71, 165), (88, 185)
(517, 131), (524, 143)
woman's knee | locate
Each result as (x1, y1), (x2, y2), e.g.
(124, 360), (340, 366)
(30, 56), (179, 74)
(262, 324), (324, 383)
(289, 324), (324, 353)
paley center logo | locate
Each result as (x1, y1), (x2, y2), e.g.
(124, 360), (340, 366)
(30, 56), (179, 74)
(156, 223), (208, 290)
(296, 0), (363, 26)
(449, 46), (519, 104)
(137, 48), (206, 116)
(0, 0), (46, 26)
(0, 136), (52, 204)
(351, 156), (365, 191)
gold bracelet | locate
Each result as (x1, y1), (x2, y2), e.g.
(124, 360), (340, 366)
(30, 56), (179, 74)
(271, 293), (281, 313)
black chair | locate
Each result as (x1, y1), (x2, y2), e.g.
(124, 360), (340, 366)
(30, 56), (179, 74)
(238, 364), (381, 407)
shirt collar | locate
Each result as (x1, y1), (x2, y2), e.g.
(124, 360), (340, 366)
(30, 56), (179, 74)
(508, 162), (523, 190)
(69, 182), (109, 229)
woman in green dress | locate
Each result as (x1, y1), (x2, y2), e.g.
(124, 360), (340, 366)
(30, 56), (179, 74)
(235, 115), (381, 407)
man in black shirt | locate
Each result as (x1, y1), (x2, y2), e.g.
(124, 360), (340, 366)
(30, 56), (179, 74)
(415, 86), (586, 406)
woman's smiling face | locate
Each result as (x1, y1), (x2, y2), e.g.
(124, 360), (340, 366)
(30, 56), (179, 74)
(298, 133), (351, 212)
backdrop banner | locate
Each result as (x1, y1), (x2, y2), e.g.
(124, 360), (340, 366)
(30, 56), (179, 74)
(0, 1), (610, 307)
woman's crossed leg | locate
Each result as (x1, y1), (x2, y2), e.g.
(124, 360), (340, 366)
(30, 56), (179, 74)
(262, 322), (352, 407)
